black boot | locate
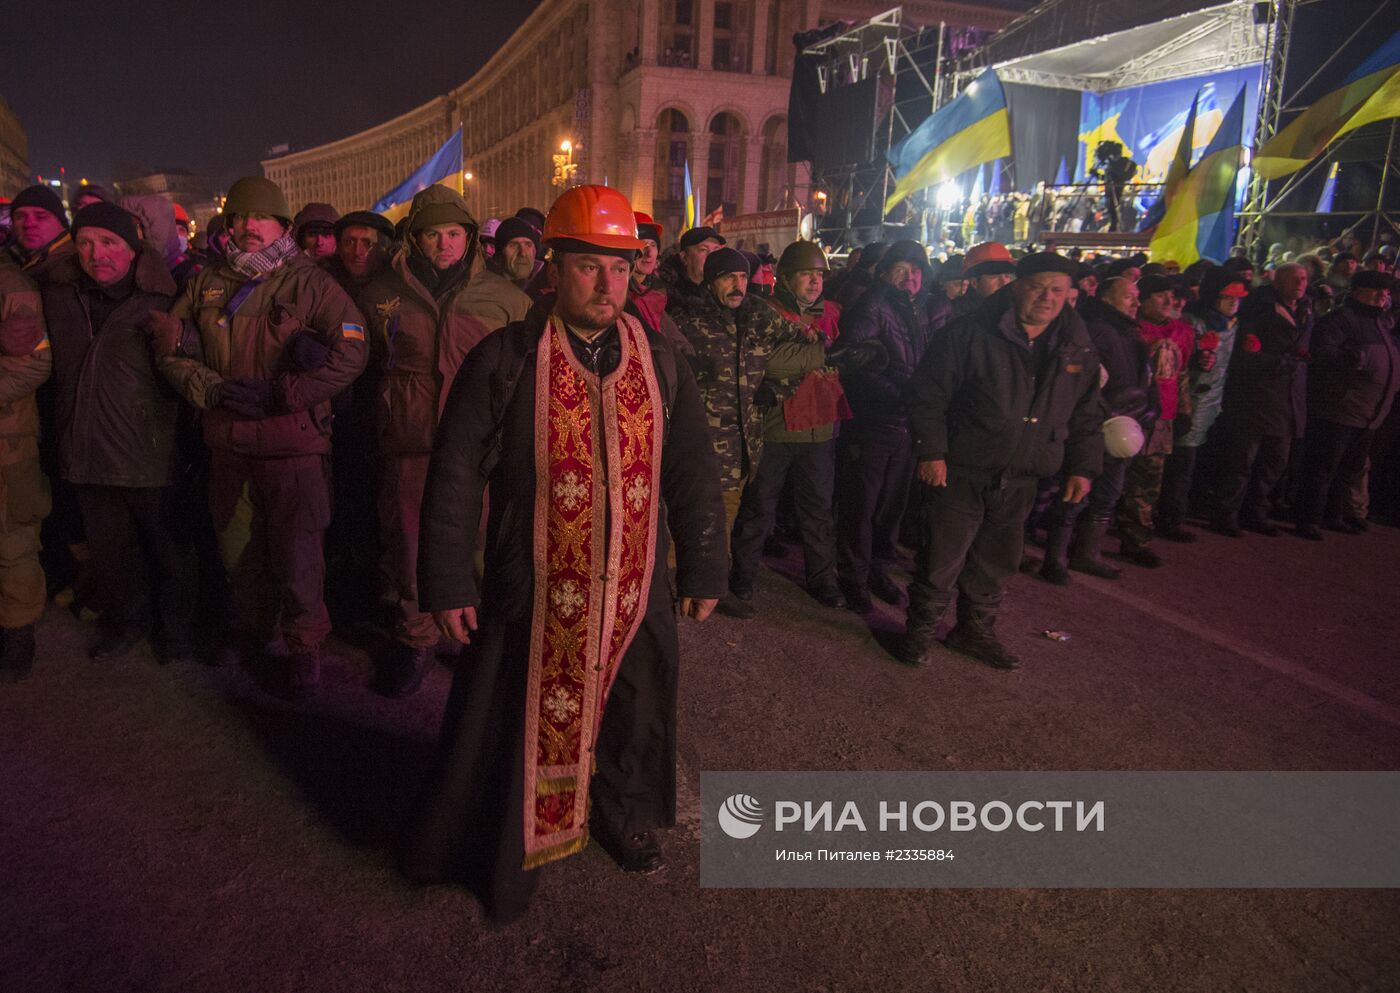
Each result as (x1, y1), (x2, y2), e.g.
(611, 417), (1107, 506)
(0, 625), (34, 683)
(895, 595), (950, 666)
(943, 607), (1020, 671)
(1038, 515), (1074, 586)
(379, 643), (433, 698)
(1068, 516), (1122, 578)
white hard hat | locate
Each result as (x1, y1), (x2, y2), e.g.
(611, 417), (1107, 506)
(1103, 415), (1145, 459)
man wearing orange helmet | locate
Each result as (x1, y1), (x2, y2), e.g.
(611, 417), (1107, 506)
(403, 185), (725, 923)
(358, 184), (531, 697)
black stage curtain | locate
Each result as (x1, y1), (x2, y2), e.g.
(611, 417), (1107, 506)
(1003, 82), (1081, 190)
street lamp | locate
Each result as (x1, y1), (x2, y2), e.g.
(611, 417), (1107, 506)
(553, 139), (579, 188)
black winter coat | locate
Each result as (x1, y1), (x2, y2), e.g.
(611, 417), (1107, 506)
(1079, 295), (1157, 424)
(1224, 287), (1313, 438)
(837, 280), (938, 430)
(42, 247), (182, 487)
(911, 293), (1105, 482)
(418, 308), (729, 616)
(1307, 299), (1400, 430)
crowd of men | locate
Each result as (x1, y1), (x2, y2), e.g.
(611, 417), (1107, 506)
(1, 173), (1397, 919)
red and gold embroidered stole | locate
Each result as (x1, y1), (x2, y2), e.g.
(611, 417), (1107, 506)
(522, 313), (664, 868)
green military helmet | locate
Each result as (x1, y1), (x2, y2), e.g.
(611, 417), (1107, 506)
(777, 239), (830, 275)
(222, 176), (292, 227)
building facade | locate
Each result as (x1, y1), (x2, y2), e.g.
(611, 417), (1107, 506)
(0, 95), (30, 199)
(262, 0), (1016, 242)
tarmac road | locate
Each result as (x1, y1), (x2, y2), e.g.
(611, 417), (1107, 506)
(1, 520), (1397, 992)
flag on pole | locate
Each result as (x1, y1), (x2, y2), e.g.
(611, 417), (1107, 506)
(1053, 156), (1070, 186)
(683, 160), (697, 232)
(988, 159), (1003, 197)
(1255, 29), (1400, 179)
(969, 163), (984, 202)
(884, 68), (1011, 214)
(372, 129), (463, 223)
(1150, 86), (1248, 265)
(1315, 161), (1340, 213)
(1141, 90), (1200, 231)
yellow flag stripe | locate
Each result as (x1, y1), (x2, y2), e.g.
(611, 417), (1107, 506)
(885, 108), (1011, 214)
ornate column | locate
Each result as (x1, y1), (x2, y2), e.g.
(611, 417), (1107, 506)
(697, 0), (715, 70)
(630, 128), (658, 215)
(742, 133), (765, 214)
(750, 0), (771, 75)
(640, 0), (659, 66)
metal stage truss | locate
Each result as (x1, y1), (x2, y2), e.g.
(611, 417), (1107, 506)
(802, 8), (951, 250)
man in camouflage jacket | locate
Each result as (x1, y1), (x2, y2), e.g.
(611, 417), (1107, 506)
(668, 247), (824, 521)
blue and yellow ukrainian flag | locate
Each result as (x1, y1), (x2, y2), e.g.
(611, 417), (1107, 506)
(1150, 86), (1248, 265)
(885, 68), (1011, 214)
(1140, 90), (1199, 232)
(372, 128), (464, 223)
(683, 159), (697, 232)
(1316, 161), (1340, 213)
(1255, 29), (1400, 179)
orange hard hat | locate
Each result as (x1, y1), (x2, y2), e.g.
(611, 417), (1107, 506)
(172, 202), (190, 223)
(543, 185), (644, 251)
(963, 241), (1016, 276)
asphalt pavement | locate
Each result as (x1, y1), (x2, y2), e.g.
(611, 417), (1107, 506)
(2, 518), (1397, 992)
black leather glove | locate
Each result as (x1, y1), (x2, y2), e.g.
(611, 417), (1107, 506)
(1172, 413), (1193, 439)
(754, 383), (777, 408)
(288, 331), (332, 372)
(211, 378), (277, 419)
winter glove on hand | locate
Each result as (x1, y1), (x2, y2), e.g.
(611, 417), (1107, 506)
(0, 315), (45, 356)
(211, 378), (277, 419)
(145, 310), (184, 358)
(754, 383), (777, 408)
(288, 331), (333, 372)
(1173, 413), (1194, 439)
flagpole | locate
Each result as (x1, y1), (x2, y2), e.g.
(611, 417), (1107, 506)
(1373, 119), (1397, 246)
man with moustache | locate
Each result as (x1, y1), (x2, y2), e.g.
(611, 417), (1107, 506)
(401, 185), (726, 923)
(668, 246), (824, 616)
(152, 176), (367, 699)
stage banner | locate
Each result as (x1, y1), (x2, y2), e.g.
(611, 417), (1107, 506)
(1077, 66), (1262, 186)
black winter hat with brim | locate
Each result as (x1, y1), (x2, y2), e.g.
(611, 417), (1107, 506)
(71, 202), (142, 252)
(11, 184), (68, 226)
(876, 239), (929, 277)
(1015, 251), (1079, 279)
(334, 210), (395, 241)
(703, 246), (750, 283)
(1352, 269), (1395, 292)
(492, 216), (540, 248)
(680, 226), (725, 250)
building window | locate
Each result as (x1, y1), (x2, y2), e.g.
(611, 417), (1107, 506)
(713, 0), (750, 71)
(660, 0), (696, 67)
(654, 109), (691, 236)
(707, 112), (743, 219)
(760, 115), (791, 210)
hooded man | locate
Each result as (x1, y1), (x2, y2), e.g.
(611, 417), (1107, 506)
(41, 202), (197, 665)
(358, 184), (531, 696)
(0, 210), (53, 682)
(401, 185), (726, 923)
(293, 203), (340, 259)
(669, 245), (824, 617)
(900, 252), (1104, 671)
(151, 176), (368, 699)
(729, 240), (848, 610)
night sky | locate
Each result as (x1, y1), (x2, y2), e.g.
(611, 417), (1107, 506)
(1, 0), (541, 189)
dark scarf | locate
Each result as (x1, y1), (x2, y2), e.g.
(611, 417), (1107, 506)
(79, 267), (138, 331)
(407, 250), (470, 304)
